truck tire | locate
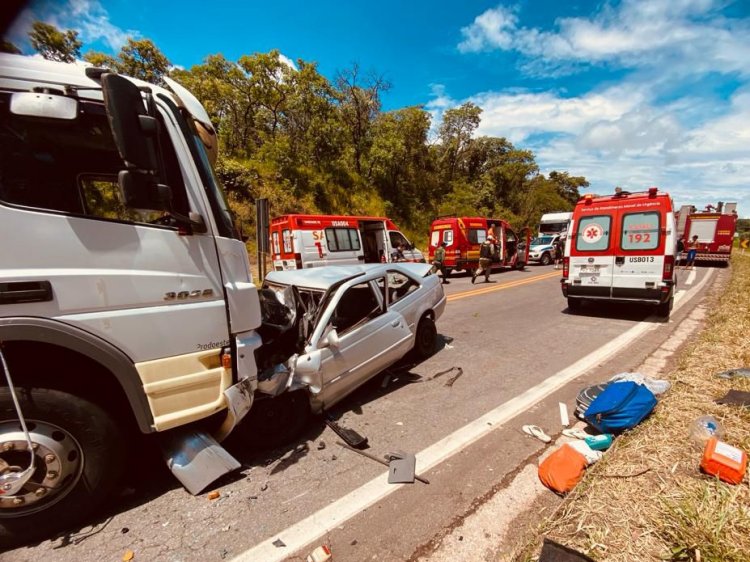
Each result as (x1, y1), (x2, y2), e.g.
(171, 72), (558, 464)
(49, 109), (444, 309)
(0, 387), (124, 547)
(413, 316), (437, 360)
(540, 253), (552, 266)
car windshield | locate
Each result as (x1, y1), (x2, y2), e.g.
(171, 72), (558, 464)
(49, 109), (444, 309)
(531, 237), (554, 246)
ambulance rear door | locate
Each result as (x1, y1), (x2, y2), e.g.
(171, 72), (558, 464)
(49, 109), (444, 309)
(612, 207), (667, 302)
(569, 211), (615, 298)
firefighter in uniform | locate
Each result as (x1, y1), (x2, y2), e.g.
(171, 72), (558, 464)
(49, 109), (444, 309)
(431, 241), (449, 284)
(472, 235), (496, 284)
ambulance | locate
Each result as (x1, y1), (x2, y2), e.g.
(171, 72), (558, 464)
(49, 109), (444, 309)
(270, 214), (425, 270)
(428, 216), (530, 276)
(561, 188), (677, 318)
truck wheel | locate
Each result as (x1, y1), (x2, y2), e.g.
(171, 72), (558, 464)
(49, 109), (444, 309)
(540, 253), (551, 266)
(0, 387), (123, 547)
(237, 391), (310, 449)
(413, 316), (437, 360)
(656, 297), (673, 320)
(567, 298), (581, 312)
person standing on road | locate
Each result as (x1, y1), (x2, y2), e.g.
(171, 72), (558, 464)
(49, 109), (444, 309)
(553, 236), (563, 269)
(685, 235), (699, 269)
(431, 241), (450, 284)
(472, 235), (495, 284)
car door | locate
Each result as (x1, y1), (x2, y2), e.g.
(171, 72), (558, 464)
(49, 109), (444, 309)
(570, 212), (615, 297)
(307, 275), (412, 407)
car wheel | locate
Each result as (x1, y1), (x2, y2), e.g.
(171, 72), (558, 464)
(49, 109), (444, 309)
(413, 316), (437, 360)
(567, 298), (581, 312)
(237, 391), (310, 449)
(0, 387), (124, 547)
(656, 296), (673, 320)
(540, 253), (552, 266)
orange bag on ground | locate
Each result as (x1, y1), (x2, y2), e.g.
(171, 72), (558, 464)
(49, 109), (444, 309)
(538, 444), (588, 494)
(701, 437), (747, 485)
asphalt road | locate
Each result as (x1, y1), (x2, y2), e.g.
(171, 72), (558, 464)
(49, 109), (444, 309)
(4, 263), (717, 562)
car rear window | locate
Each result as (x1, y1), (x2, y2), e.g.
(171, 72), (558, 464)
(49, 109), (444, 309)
(575, 215), (611, 252)
(621, 212), (659, 251)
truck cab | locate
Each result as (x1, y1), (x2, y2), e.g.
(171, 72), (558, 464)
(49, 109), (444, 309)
(0, 54), (262, 543)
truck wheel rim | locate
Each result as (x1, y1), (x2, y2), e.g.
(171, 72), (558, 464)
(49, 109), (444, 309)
(0, 420), (84, 516)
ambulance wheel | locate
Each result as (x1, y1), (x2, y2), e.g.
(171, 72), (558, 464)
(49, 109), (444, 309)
(656, 297), (673, 320)
(540, 253), (552, 266)
(567, 298), (581, 312)
(414, 316), (437, 360)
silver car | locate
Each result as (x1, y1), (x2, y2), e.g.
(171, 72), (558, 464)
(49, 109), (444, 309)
(247, 263), (446, 444)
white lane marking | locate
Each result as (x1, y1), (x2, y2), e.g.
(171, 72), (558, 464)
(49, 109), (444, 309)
(232, 268), (715, 562)
(684, 269), (697, 286)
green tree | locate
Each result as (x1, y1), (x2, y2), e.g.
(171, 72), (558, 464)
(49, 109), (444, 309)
(547, 170), (589, 206)
(437, 102), (482, 183)
(84, 38), (170, 85)
(29, 21), (81, 62)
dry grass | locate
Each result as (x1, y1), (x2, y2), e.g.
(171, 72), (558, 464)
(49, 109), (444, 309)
(516, 253), (750, 562)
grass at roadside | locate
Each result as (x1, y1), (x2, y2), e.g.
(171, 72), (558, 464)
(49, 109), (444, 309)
(516, 253), (750, 562)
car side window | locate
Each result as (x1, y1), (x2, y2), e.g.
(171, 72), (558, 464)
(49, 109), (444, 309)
(387, 271), (418, 304)
(331, 281), (383, 334)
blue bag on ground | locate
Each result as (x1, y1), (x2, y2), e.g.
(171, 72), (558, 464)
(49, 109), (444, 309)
(583, 381), (657, 433)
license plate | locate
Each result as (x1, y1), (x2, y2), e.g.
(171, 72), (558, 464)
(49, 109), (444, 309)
(579, 265), (600, 273)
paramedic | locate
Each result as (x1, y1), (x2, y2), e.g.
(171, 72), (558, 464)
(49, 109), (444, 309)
(391, 244), (406, 262)
(472, 235), (495, 284)
(431, 241), (450, 284)
(685, 235), (699, 270)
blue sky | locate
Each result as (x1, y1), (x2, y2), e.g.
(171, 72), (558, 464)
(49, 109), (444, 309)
(8, 0), (750, 216)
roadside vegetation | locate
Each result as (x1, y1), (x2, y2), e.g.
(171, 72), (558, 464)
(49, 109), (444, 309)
(2, 22), (589, 248)
(517, 253), (750, 562)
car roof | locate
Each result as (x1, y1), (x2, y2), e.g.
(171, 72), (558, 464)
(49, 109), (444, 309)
(265, 263), (432, 290)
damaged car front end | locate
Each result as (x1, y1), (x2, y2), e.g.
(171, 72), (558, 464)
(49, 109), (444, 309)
(252, 264), (445, 429)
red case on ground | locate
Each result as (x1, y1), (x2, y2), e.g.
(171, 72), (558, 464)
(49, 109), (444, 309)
(701, 437), (747, 485)
(538, 444), (588, 494)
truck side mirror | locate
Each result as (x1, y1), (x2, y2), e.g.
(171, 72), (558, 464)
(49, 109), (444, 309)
(118, 170), (171, 211)
(101, 74), (159, 172)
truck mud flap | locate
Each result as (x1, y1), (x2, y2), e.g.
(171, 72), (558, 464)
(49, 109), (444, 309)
(160, 429), (241, 495)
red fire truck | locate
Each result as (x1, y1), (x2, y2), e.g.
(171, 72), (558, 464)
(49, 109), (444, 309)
(677, 202), (738, 264)
(428, 216), (530, 276)
(269, 214), (425, 270)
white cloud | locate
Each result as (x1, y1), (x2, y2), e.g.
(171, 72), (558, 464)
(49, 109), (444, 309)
(278, 53), (298, 71)
(458, 0), (750, 78)
(8, 0), (136, 52)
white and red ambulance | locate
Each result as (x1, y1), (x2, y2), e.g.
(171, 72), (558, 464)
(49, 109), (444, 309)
(269, 214), (425, 270)
(561, 188), (677, 318)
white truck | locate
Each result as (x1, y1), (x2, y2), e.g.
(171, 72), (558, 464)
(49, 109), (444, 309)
(0, 54), (267, 544)
(538, 211), (572, 237)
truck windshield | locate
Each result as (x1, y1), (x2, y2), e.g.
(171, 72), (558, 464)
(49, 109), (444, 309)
(158, 94), (237, 239)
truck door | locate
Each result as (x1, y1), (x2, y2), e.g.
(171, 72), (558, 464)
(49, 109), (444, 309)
(612, 209), (664, 300)
(570, 212), (615, 297)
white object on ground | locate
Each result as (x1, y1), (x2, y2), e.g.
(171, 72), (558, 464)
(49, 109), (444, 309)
(562, 428), (589, 440)
(609, 372), (671, 395)
(522, 425), (551, 443)
(559, 402), (569, 427)
(567, 440), (603, 465)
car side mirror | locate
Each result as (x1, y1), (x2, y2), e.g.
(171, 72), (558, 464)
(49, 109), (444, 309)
(320, 328), (340, 349)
